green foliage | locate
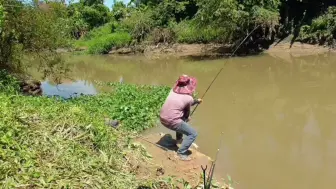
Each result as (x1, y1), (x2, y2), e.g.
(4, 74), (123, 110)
(66, 0), (336, 48)
(121, 7), (155, 43)
(80, 0), (104, 6)
(73, 82), (170, 131)
(82, 22), (117, 41)
(0, 4), (4, 28)
(111, 0), (129, 21)
(0, 0), (72, 73)
(0, 71), (171, 188)
(194, 0), (280, 42)
(242, 0), (281, 11)
(67, 1), (111, 36)
(147, 27), (176, 44)
(298, 6), (336, 45)
(150, 0), (189, 26)
(250, 5), (279, 26)
(86, 32), (131, 54)
(195, 0), (246, 33)
(0, 70), (20, 93)
(82, 4), (111, 29)
(73, 22), (131, 54)
(173, 20), (228, 43)
(119, 0), (195, 44)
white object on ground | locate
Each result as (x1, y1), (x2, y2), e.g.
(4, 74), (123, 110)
(192, 143), (199, 149)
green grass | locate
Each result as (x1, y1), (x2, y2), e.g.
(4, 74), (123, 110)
(0, 70), (171, 188)
(82, 22), (116, 41)
(173, 21), (228, 44)
(73, 22), (131, 54)
(75, 32), (131, 54)
(86, 32), (132, 54)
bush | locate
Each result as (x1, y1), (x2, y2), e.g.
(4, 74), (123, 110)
(121, 8), (155, 43)
(0, 70), (20, 93)
(173, 20), (228, 43)
(147, 27), (176, 44)
(82, 22), (121, 41)
(73, 22), (130, 54)
(298, 6), (336, 45)
(86, 32), (132, 54)
(0, 1), (72, 73)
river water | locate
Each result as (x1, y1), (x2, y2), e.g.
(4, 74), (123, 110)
(31, 52), (336, 189)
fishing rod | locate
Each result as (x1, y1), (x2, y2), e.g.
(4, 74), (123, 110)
(190, 25), (260, 116)
(203, 132), (224, 189)
(206, 133), (224, 188)
(198, 25), (260, 189)
(137, 135), (170, 151)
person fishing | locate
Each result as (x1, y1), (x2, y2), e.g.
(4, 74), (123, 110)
(159, 74), (202, 161)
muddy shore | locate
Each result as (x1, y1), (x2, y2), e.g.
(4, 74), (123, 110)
(71, 41), (336, 59)
(133, 132), (233, 189)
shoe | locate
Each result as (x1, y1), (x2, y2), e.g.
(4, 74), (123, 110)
(177, 153), (191, 161)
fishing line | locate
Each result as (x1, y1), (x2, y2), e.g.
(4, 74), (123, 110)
(196, 25), (261, 189)
(190, 25), (260, 116)
(137, 135), (170, 151)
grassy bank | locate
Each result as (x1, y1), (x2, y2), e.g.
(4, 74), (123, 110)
(73, 20), (230, 55)
(69, 0), (336, 55)
(0, 70), (176, 188)
(74, 23), (132, 54)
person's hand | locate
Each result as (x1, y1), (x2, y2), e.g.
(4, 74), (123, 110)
(186, 117), (191, 122)
(197, 98), (203, 104)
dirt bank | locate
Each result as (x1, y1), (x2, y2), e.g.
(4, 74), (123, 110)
(131, 133), (233, 189)
(108, 41), (336, 58)
(69, 41), (336, 60)
(266, 41), (336, 56)
(108, 43), (232, 59)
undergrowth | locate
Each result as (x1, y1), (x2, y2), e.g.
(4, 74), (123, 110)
(73, 20), (229, 55)
(173, 21), (228, 44)
(298, 6), (336, 46)
(0, 70), (172, 188)
(86, 32), (131, 54)
(74, 23), (131, 54)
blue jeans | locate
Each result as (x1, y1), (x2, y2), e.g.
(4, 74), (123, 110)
(173, 121), (198, 155)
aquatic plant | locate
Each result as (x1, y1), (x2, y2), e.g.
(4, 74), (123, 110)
(0, 71), (171, 188)
(71, 82), (171, 131)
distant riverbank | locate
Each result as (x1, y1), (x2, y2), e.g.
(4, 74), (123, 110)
(69, 41), (336, 60)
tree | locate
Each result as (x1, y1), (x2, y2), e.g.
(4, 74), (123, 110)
(0, 0), (72, 72)
(111, 0), (128, 21)
(195, 0), (280, 43)
(80, 0), (104, 6)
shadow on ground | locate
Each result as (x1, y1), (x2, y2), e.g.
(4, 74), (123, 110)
(134, 132), (214, 188)
(154, 134), (193, 155)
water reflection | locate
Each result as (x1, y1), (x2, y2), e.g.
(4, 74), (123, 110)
(41, 80), (97, 99)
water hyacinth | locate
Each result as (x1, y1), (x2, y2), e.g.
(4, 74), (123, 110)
(0, 71), (172, 188)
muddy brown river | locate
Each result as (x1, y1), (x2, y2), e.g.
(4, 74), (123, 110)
(30, 52), (336, 189)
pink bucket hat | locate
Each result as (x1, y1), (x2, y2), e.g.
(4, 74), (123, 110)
(173, 75), (197, 95)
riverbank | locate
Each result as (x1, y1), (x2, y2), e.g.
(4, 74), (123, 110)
(72, 41), (336, 59)
(0, 71), (230, 188)
(266, 41), (336, 56)
(72, 43), (232, 59)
